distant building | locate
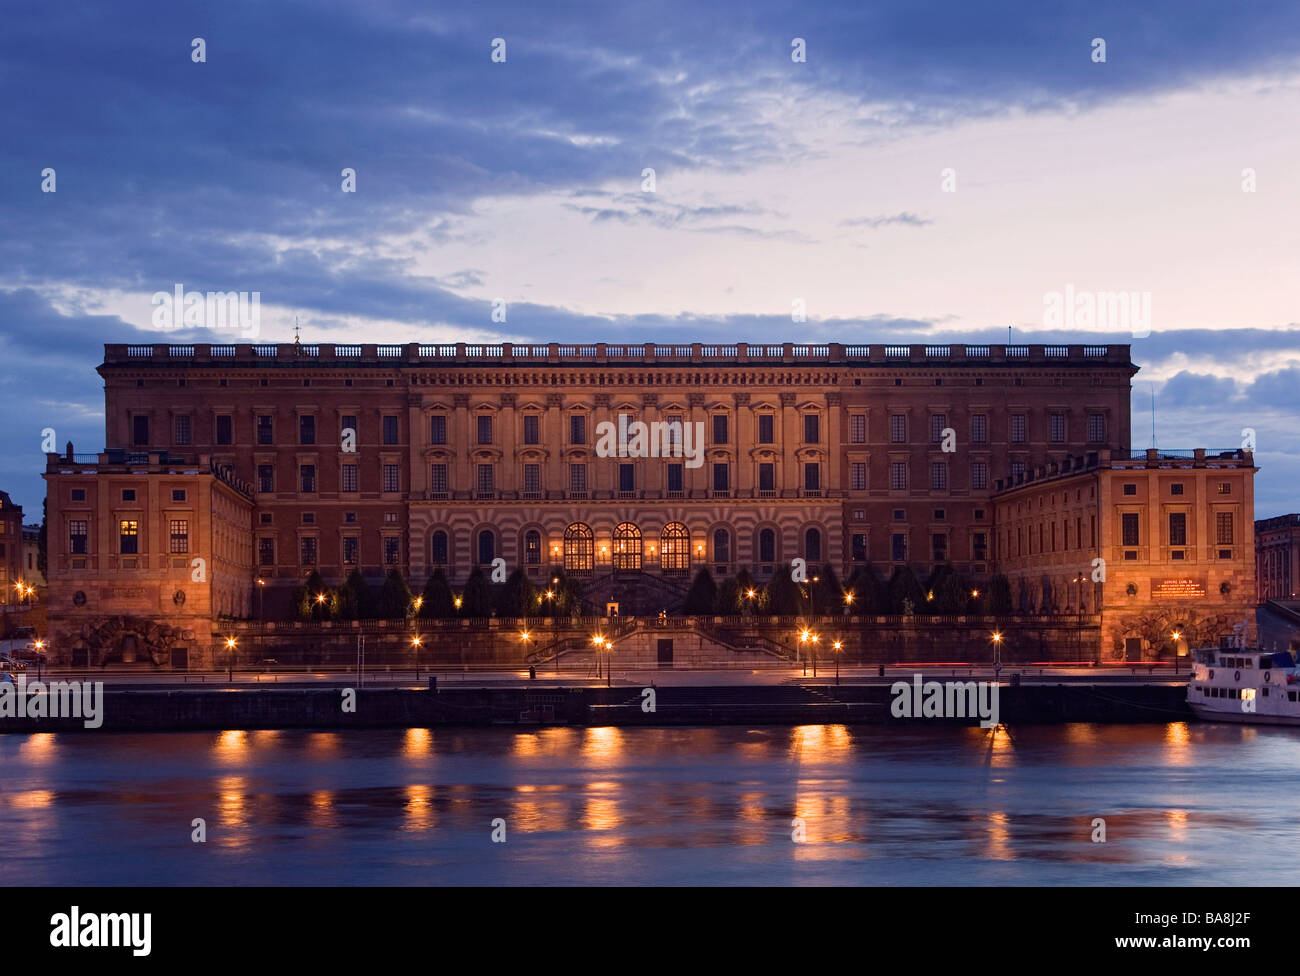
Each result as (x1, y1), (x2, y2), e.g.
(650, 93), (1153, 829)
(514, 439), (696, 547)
(22, 525), (45, 589)
(1255, 513), (1300, 601)
(1257, 599), (1300, 657)
(0, 490), (24, 611)
(993, 448), (1257, 660)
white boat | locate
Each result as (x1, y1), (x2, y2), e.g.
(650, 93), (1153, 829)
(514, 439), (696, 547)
(1187, 646), (1300, 725)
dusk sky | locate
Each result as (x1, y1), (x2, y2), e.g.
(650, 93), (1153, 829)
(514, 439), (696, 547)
(2, 0), (1299, 516)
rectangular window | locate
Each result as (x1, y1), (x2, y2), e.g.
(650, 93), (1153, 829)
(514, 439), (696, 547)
(430, 415), (447, 445)
(971, 414), (988, 444)
(122, 489), (136, 502)
(71, 488), (86, 501)
(891, 533), (907, 561)
(523, 415), (540, 445)
(1169, 512), (1187, 547)
(851, 534), (867, 562)
(523, 464), (540, 493)
(341, 415), (357, 444)
(971, 461), (988, 490)
(1171, 483), (1184, 496)
(850, 462), (866, 491)
(132, 415), (149, 446)
(890, 462), (907, 490)
(850, 414), (866, 444)
(712, 463), (730, 492)
(1216, 512), (1234, 545)
(119, 520), (139, 554)
(667, 464), (684, 493)
(169, 519), (189, 554)
(300, 465), (316, 493)
(343, 536), (358, 566)
(713, 414), (729, 445)
(382, 464), (399, 493)
(1050, 413), (1065, 443)
(174, 415), (191, 446)
(384, 537), (400, 565)
(619, 464), (635, 492)
(1122, 513), (1140, 547)
(299, 415), (316, 445)
(1011, 461), (1025, 479)
(172, 489), (186, 502)
(258, 465), (274, 493)
(1088, 413), (1106, 443)
(215, 415), (232, 445)
(930, 462), (947, 491)
(341, 464), (358, 492)
(930, 414), (947, 443)
(803, 414), (819, 444)
(1123, 483), (1137, 495)
(477, 415), (493, 445)
(69, 520), (88, 554)
(804, 463), (820, 491)
(758, 415), (775, 444)
(932, 533), (947, 561)
(257, 415), (273, 445)
(889, 415), (907, 443)
(476, 464), (494, 495)
(1010, 414), (1026, 443)
(382, 415), (399, 445)
(300, 537), (317, 565)
(569, 415), (585, 445)
(758, 463), (776, 492)
(570, 464), (587, 493)
(1217, 482), (1232, 495)
(258, 537), (274, 566)
(430, 464), (448, 494)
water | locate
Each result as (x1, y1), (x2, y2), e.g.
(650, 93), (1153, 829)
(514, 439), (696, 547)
(1, 723), (1296, 885)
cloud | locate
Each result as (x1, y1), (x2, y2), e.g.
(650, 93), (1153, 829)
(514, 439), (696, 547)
(840, 212), (933, 228)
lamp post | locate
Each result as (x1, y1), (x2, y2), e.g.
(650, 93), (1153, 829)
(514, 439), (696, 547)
(811, 633), (820, 677)
(256, 578), (265, 621)
(33, 639), (45, 681)
(412, 635), (422, 681)
(833, 640), (842, 685)
(1171, 630), (1182, 674)
(843, 591), (854, 616)
(799, 630), (810, 676)
(592, 634), (607, 684)
(991, 631), (1003, 677)
(225, 636), (237, 681)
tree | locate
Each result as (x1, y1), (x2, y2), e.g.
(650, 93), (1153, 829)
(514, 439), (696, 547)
(419, 569), (456, 619)
(462, 566), (494, 618)
(683, 567), (719, 615)
(734, 568), (761, 615)
(845, 564), (884, 614)
(338, 569), (377, 620)
(933, 570), (969, 615)
(765, 567), (801, 616)
(812, 564), (844, 615)
(887, 566), (926, 615)
(378, 569), (414, 619)
(497, 568), (536, 618)
(716, 575), (743, 615)
(294, 570), (336, 621)
(988, 574), (1014, 615)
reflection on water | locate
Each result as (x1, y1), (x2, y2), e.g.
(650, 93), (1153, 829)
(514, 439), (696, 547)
(1, 722), (1299, 885)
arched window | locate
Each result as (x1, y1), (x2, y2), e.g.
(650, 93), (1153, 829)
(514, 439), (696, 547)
(660, 522), (689, 574)
(613, 522), (642, 571)
(564, 523), (594, 576)
(431, 530), (449, 565)
(524, 530), (541, 565)
(477, 529), (496, 565)
(758, 528), (776, 564)
(804, 527), (822, 563)
(713, 528), (731, 564)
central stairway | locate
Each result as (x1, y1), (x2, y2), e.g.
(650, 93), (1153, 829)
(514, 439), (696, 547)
(581, 571), (689, 617)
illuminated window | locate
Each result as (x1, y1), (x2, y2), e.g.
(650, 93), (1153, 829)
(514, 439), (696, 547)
(119, 520), (138, 554)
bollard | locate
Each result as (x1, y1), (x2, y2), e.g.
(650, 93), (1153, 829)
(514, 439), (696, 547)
(878, 664), (885, 677)
(529, 666), (536, 681)
(1010, 672), (1021, 687)
(428, 676), (438, 693)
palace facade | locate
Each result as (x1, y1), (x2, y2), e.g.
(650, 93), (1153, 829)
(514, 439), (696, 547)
(46, 338), (1252, 664)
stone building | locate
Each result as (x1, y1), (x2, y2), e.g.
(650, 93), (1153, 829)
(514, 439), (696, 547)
(1255, 513), (1300, 601)
(0, 489), (24, 615)
(992, 448), (1257, 660)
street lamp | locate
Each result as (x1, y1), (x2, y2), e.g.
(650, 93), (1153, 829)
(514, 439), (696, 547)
(1171, 630), (1182, 673)
(256, 578), (265, 621)
(843, 591), (854, 615)
(225, 636), (237, 681)
(833, 639), (842, 684)
(799, 629), (811, 675)
(991, 631), (1003, 676)
(592, 634), (608, 684)
(811, 633), (820, 677)
(33, 639), (45, 680)
(411, 635), (422, 680)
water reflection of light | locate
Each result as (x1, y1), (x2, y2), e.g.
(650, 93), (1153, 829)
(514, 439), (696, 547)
(986, 811), (1014, 860)
(581, 727), (625, 764)
(17, 733), (56, 763)
(251, 730), (280, 747)
(583, 782), (623, 848)
(1163, 723), (1192, 766)
(1065, 724), (1100, 746)
(737, 792), (767, 846)
(307, 732), (339, 755)
(10, 789), (53, 809)
(404, 784), (434, 831)
(988, 727), (1015, 767)
(514, 734), (540, 757)
(1166, 809), (1189, 833)
(217, 775), (247, 828)
(510, 784), (567, 833)
(403, 728), (432, 758)
(308, 790), (338, 829)
(214, 730), (248, 761)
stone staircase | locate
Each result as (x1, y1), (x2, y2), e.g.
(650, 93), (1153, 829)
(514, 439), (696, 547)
(581, 572), (690, 617)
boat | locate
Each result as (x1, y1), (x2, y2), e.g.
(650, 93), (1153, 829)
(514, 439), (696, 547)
(1187, 645), (1300, 725)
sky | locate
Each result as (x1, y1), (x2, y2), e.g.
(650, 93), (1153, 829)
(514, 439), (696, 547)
(2, 0), (1299, 518)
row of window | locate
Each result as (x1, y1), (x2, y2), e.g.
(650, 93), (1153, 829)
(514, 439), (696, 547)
(999, 512), (1235, 557)
(69, 519), (190, 555)
(133, 409), (1110, 449)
